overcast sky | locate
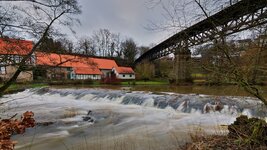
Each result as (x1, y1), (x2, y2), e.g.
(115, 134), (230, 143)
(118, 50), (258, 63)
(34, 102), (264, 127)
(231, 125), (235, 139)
(1, 0), (248, 47)
(1, 0), (238, 47)
(70, 0), (174, 47)
(70, 0), (238, 47)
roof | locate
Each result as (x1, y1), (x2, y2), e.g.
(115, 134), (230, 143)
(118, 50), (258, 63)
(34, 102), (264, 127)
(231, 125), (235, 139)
(0, 38), (33, 55)
(92, 58), (118, 70)
(74, 67), (102, 75)
(36, 52), (118, 70)
(35, 52), (79, 67)
(72, 61), (102, 75)
(35, 52), (107, 75)
(114, 66), (135, 74)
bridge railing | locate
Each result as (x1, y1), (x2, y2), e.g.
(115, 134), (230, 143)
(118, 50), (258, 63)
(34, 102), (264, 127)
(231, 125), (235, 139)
(136, 0), (267, 65)
(152, 0), (241, 49)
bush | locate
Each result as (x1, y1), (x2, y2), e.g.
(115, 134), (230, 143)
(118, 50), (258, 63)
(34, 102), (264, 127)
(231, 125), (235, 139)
(228, 115), (267, 146)
(0, 111), (35, 150)
(101, 77), (121, 85)
(48, 79), (94, 85)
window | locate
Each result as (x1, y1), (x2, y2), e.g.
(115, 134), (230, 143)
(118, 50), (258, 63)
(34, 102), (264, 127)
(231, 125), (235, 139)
(123, 75), (125, 77)
(14, 56), (21, 63)
(0, 66), (6, 74)
(129, 75), (132, 77)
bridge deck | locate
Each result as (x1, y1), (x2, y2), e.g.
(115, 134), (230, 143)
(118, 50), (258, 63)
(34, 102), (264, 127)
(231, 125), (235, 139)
(135, 0), (267, 64)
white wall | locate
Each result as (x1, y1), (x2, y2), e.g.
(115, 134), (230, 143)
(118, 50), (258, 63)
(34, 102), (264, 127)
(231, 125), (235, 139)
(75, 74), (101, 80)
(112, 68), (135, 80)
(118, 74), (135, 80)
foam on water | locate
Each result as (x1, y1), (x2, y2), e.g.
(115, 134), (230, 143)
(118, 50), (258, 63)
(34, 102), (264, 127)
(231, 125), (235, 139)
(40, 131), (70, 138)
(0, 87), (265, 150)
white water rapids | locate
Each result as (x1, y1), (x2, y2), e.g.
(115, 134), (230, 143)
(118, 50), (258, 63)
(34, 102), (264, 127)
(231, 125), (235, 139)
(0, 88), (266, 150)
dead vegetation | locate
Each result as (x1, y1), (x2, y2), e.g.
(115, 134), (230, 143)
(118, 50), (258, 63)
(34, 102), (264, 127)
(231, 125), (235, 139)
(0, 111), (35, 150)
(182, 115), (267, 150)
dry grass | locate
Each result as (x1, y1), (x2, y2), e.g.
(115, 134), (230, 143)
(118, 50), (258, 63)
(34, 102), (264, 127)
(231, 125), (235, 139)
(182, 134), (267, 150)
(182, 116), (267, 150)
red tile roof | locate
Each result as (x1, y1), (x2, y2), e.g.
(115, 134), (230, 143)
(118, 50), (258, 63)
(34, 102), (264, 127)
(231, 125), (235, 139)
(35, 52), (79, 67)
(35, 52), (107, 75)
(75, 67), (102, 75)
(92, 58), (118, 70)
(114, 66), (135, 74)
(71, 61), (102, 75)
(0, 38), (33, 55)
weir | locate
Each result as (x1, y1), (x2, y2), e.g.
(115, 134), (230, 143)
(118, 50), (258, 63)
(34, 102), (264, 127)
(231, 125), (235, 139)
(8, 88), (267, 116)
(1, 88), (266, 150)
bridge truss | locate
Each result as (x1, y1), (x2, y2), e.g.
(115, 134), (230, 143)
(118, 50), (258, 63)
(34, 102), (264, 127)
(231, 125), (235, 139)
(135, 0), (267, 65)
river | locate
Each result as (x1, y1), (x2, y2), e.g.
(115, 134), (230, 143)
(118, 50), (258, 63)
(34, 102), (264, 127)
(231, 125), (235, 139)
(0, 87), (266, 150)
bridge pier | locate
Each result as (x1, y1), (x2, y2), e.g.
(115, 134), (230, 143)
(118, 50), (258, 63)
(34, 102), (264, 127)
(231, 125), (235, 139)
(174, 48), (192, 84)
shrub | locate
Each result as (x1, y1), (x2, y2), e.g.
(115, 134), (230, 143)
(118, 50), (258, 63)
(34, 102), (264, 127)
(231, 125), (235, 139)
(0, 111), (35, 150)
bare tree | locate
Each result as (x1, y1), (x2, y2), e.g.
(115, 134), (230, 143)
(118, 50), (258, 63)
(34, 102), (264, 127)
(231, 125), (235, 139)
(110, 33), (121, 57)
(58, 38), (75, 53)
(91, 29), (111, 57)
(147, 0), (267, 103)
(193, 0), (267, 103)
(77, 37), (96, 56)
(0, 0), (81, 94)
(91, 29), (123, 57)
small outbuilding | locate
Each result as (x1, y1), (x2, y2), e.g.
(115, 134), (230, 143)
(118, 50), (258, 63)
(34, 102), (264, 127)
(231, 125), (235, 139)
(112, 67), (135, 80)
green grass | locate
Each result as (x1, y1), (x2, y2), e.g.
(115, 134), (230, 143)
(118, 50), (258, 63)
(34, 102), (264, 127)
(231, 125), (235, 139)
(191, 73), (207, 78)
(0, 83), (48, 94)
(193, 79), (206, 83)
(91, 81), (101, 85)
(121, 81), (169, 85)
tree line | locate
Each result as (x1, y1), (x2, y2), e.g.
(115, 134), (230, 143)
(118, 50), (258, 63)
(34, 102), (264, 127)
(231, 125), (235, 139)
(37, 29), (147, 66)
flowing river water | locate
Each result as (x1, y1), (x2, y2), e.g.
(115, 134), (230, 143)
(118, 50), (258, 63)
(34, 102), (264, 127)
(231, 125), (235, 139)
(0, 87), (267, 150)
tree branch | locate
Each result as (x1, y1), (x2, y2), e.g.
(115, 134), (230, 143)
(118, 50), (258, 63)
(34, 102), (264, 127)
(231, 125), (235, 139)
(0, 0), (62, 7)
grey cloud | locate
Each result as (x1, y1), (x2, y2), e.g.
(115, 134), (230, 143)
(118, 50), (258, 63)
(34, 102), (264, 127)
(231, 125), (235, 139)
(71, 0), (170, 46)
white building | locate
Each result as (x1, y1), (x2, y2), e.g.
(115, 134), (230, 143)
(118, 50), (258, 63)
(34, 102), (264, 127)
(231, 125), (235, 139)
(112, 67), (135, 80)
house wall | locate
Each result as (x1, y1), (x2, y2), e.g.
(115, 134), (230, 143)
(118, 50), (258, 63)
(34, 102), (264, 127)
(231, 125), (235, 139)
(117, 74), (135, 80)
(75, 74), (101, 80)
(0, 66), (33, 82)
(112, 68), (135, 79)
(46, 67), (69, 80)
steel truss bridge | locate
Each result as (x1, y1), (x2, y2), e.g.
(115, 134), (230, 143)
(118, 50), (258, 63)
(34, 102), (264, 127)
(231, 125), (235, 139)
(134, 0), (267, 65)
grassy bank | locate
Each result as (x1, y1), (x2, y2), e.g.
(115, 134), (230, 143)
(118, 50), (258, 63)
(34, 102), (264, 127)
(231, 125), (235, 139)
(1, 83), (48, 95)
(121, 80), (169, 85)
(2, 80), (266, 99)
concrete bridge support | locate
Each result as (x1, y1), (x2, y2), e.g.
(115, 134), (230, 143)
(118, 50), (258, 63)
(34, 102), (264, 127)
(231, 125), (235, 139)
(174, 48), (192, 84)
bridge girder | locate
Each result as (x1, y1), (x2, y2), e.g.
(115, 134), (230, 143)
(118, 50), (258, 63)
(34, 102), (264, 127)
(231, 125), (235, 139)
(134, 0), (267, 65)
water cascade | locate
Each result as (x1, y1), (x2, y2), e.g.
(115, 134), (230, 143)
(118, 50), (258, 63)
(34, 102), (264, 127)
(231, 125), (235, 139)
(0, 88), (266, 150)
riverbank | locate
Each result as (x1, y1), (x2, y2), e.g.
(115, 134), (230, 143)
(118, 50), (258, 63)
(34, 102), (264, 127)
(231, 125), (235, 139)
(2, 81), (267, 98)
(0, 83), (48, 95)
(182, 115), (267, 150)
(48, 84), (267, 99)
